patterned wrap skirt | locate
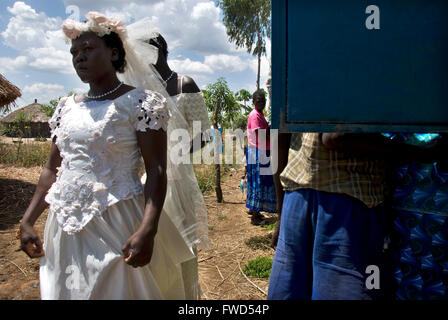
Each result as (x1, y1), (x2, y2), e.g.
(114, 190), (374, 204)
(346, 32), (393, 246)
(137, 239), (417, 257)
(245, 146), (277, 213)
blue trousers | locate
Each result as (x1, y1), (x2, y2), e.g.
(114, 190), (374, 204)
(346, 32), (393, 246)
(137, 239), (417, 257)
(268, 189), (393, 300)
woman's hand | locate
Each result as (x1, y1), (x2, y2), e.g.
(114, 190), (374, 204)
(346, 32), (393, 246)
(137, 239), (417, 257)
(19, 221), (44, 258)
(122, 229), (156, 268)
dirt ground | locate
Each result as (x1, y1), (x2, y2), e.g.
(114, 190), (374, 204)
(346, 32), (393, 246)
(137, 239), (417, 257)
(0, 164), (276, 300)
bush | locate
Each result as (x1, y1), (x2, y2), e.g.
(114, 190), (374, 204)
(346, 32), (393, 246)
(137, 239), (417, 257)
(194, 164), (215, 194)
(243, 256), (273, 279)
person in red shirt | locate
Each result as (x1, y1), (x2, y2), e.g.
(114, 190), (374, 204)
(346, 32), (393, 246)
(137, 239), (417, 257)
(245, 90), (277, 225)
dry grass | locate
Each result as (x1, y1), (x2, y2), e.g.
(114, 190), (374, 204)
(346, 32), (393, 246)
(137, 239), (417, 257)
(198, 169), (277, 299)
(0, 140), (50, 167)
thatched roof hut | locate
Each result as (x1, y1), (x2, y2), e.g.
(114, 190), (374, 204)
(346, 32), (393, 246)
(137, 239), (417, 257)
(1, 100), (51, 138)
(0, 74), (21, 112)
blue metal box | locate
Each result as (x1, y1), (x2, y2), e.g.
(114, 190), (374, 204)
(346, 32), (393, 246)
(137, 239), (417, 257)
(271, 0), (448, 132)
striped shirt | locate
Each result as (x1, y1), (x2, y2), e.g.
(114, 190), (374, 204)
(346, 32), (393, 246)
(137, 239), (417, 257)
(280, 133), (387, 208)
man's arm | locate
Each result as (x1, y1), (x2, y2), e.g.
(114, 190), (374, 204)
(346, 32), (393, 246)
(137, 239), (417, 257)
(322, 132), (445, 162)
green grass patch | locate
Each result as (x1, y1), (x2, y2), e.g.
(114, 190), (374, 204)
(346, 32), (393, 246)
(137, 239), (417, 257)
(262, 221), (277, 231)
(243, 256), (273, 279)
(193, 164), (215, 194)
(217, 214), (227, 221)
(193, 163), (242, 195)
(245, 234), (272, 251)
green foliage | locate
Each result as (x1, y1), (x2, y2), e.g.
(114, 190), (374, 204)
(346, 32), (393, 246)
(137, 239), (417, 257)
(243, 256), (273, 278)
(235, 89), (253, 115)
(202, 77), (240, 129)
(195, 165), (215, 194)
(40, 92), (74, 117)
(4, 110), (33, 137)
(193, 163), (240, 194)
(40, 99), (58, 117)
(218, 0), (271, 56)
(218, 0), (271, 88)
(232, 113), (248, 130)
(262, 221), (276, 231)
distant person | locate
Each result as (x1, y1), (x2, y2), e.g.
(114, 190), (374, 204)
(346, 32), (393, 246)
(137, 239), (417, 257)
(145, 32), (211, 300)
(147, 33), (211, 150)
(245, 90), (277, 225)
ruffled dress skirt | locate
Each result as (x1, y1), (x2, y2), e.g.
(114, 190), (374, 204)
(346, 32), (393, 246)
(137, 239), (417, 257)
(39, 194), (195, 300)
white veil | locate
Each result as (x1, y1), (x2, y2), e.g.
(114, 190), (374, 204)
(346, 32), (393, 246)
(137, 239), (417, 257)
(117, 18), (210, 251)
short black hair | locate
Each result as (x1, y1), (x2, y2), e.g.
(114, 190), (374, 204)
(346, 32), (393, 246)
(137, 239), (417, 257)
(148, 33), (169, 58)
(252, 90), (266, 100)
(101, 32), (127, 73)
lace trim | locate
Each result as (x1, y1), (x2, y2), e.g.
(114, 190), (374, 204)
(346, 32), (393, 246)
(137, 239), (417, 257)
(135, 90), (171, 132)
(45, 177), (143, 234)
(48, 97), (68, 139)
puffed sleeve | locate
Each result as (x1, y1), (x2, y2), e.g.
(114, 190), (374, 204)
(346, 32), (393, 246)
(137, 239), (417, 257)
(183, 92), (211, 135)
(133, 90), (171, 132)
(48, 96), (68, 139)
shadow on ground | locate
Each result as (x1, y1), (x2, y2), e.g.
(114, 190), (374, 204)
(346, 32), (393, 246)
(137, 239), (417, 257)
(0, 178), (36, 230)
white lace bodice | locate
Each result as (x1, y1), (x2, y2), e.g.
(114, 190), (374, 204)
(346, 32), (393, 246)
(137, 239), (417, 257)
(45, 88), (170, 234)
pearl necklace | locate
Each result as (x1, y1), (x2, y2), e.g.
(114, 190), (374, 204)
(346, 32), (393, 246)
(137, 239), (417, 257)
(86, 82), (123, 100)
(162, 71), (176, 87)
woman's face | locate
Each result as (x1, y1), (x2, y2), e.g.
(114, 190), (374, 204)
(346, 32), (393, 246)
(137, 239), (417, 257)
(70, 32), (118, 83)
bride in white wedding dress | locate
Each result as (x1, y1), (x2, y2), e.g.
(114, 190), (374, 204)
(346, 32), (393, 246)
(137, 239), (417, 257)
(18, 12), (208, 300)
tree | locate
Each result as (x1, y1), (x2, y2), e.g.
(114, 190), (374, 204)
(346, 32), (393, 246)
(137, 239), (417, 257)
(40, 91), (75, 117)
(202, 77), (241, 203)
(218, 0), (271, 90)
(202, 78), (240, 129)
(235, 89), (253, 115)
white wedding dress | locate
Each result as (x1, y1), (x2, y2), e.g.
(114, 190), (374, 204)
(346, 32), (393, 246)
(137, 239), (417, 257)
(40, 88), (195, 299)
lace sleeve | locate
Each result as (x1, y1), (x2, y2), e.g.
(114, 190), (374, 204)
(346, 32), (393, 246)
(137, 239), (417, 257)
(48, 96), (68, 139)
(134, 90), (171, 132)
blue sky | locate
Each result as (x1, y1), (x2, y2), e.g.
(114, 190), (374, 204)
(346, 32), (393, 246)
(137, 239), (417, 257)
(0, 0), (270, 112)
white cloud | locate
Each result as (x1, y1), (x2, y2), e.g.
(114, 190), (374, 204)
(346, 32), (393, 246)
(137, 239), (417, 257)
(65, 0), (235, 55)
(63, 0), (162, 14)
(23, 83), (65, 95)
(169, 58), (213, 75)
(20, 82), (66, 105)
(1, 2), (72, 75)
(0, 56), (28, 73)
(2, 2), (62, 51)
(27, 47), (74, 74)
(204, 54), (248, 73)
